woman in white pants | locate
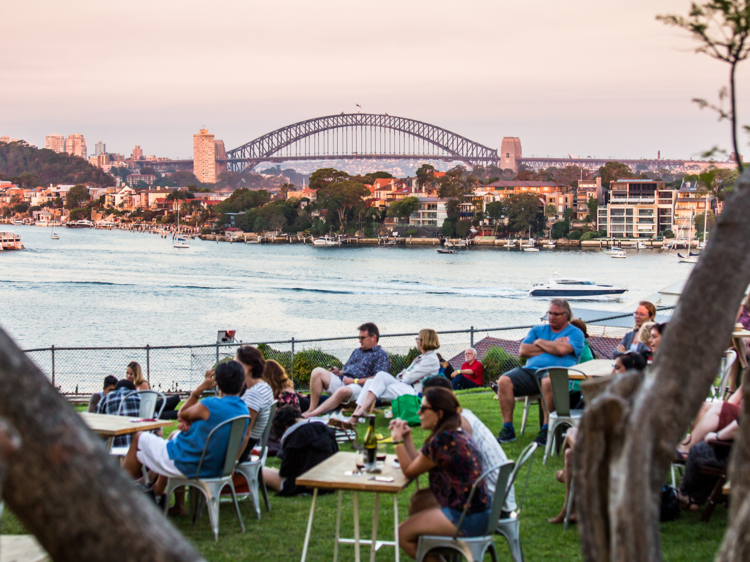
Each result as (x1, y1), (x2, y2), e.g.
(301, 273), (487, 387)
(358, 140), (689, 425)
(349, 329), (441, 421)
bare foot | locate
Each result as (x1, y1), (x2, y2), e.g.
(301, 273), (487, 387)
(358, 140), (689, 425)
(168, 505), (188, 517)
(555, 470), (565, 483)
(548, 511), (576, 524)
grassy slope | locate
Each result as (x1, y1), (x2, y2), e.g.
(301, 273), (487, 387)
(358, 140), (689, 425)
(1, 392), (726, 561)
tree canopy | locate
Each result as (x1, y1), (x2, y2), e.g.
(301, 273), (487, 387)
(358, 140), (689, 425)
(503, 193), (543, 232)
(65, 185), (90, 210)
(309, 168), (350, 191)
(214, 188), (270, 214)
(386, 196), (420, 219)
(597, 161), (635, 188)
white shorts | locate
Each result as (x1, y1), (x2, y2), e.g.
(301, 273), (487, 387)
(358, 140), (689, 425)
(327, 373), (362, 403)
(136, 432), (186, 479)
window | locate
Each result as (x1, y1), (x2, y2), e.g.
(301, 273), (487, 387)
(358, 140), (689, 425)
(506, 153), (510, 158)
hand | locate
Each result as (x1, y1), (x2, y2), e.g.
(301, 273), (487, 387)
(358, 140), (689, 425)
(389, 419), (411, 442)
(616, 344), (626, 352)
(330, 367), (340, 376)
(706, 432), (720, 443)
(177, 420), (191, 432)
(343, 377), (355, 385)
(199, 369), (217, 391)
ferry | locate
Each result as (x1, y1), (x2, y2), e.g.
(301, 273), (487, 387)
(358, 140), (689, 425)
(529, 277), (627, 298)
(0, 231), (25, 251)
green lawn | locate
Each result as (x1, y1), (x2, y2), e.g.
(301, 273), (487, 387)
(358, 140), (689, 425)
(1, 392), (727, 561)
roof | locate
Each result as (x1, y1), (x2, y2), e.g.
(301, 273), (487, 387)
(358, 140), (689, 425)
(484, 181), (562, 188)
(374, 178), (395, 188)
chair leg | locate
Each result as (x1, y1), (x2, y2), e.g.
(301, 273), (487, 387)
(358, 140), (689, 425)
(543, 419), (558, 465)
(259, 469), (271, 512)
(701, 473), (727, 522)
(520, 397), (530, 436)
(227, 481), (246, 534)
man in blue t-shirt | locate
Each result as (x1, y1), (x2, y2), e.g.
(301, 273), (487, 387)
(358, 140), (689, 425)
(496, 299), (584, 446)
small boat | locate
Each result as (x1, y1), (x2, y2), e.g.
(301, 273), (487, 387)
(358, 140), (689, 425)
(12, 220), (23, 226)
(0, 231), (25, 250)
(313, 235), (342, 247)
(35, 219), (49, 227)
(523, 247), (540, 252)
(245, 237), (262, 244)
(543, 241), (556, 248)
(436, 248), (457, 254)
(51, 223), (59, 240)
(611, 249), (627, 259)
(529, 276), (627, 298)
(66, 220), (93, 229)
(603, 247), (621, 255)
(677, 252), (698, 264)
(173, 237), (190, 248)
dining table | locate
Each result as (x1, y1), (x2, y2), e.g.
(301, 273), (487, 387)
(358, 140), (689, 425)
(79, 412), (173, 451)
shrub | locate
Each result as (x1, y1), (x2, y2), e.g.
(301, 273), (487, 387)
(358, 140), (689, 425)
(568, 230), (582, 240)
(364, 226), (375, 237)
(405, 228), (417, 236)
(580, 231), (596, 241)
(388, 347), (420, 375)
(291, 348), (343, 387)
(481, 347), (521, 386)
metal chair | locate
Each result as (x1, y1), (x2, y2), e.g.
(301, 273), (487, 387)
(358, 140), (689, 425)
(515, 394), (541, 436)
(535, 367), (586, 465)
(712, 349), (737, 401)
(496, 442), (538, 562)
(162, 415), (250, 541)
(110, 390), (167, 457)
(235, 402), (276, 519)
(415, 461), (515, 562)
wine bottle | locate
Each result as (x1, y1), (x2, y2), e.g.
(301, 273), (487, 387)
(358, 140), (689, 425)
(364, 415), (377, 470)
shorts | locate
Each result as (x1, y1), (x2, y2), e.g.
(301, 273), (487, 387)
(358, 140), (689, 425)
(503, 367), (542, 397)
(718, 402), (741, 431)
(440, 507), (491, 538)
(327, 373), (362, 403)
(136, 432), (186, 479)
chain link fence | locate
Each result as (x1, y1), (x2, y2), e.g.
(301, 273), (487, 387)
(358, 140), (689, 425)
(24, 307), (675, 397)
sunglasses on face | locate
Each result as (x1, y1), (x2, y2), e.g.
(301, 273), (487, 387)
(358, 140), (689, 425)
(358, 336), (371, 341)
(548, 311), (566, 317)
(418, 405), (435, 415)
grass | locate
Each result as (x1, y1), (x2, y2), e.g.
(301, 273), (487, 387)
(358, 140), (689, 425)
(1, 392), (727, 561)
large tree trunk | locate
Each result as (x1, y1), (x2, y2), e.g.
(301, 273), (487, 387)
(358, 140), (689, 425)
(0, 329), (204, 561)
(574, 167), (750, 561)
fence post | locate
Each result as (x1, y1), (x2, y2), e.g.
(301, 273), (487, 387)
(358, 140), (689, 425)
(51, 345), (55, 388)
(470, 326), (474, 348)
(216, 342), (220, 368)
(146, 345), (151, 383)
(290, 337), (295, 372)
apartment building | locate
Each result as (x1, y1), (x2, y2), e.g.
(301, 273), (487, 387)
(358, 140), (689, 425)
(597, 179), (675, 238)
(64, 134), (87, 159)
(575, 177), (602, 220)
(193, 129), (217, 183)
(409, 197), (448, 228)
(674, 180), (712, 239)
(125, 174), (156, 187)
(45, 134), (65, 153)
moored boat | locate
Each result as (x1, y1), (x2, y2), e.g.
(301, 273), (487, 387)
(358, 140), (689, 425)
(0, 231), (25, 251)
(529, 276), (627, 298)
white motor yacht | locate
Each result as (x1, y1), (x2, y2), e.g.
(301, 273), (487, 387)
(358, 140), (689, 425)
(611, 249), (627, 259)
(313, 235), (342, 247)
(0, 231), (25, 250)
(173, 237), (190, 249)
(529, 276), (627, 298)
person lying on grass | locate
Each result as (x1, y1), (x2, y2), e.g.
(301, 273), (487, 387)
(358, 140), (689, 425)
(390, 387), (490, 561)
(122, 361), (249, 512)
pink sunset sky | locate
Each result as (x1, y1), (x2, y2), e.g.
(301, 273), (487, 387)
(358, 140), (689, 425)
(2, 0), (747, 161)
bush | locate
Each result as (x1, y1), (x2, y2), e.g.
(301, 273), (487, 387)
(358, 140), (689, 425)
(388, 347), (420, 375)
(568, 230), (582, 240)
(405, 228), (417, 236)
(481, 347), (521, 386)
(291, 348), (343, 387)
(580, 231), (596, 241)
(364, 226), (375, 237)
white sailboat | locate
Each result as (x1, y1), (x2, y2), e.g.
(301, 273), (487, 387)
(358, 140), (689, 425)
(611, 248), (627, 259)
(51, 222), (59, 240)
(677, 210), (698, 263)
(523, 226), (539, 252)
(173, 205), (190, 248)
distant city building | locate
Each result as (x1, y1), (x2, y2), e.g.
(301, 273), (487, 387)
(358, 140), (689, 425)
(499, 137), (522, 172)
(45, 134), (66, 153)
(64, 134), (87, 159)
(131, 145), (143, 160)
(597, 179), (674, 238)
(575, 177), (603, 220)
(95, 141), (106, 157)
(193, 129), (217, 183)
(125, 174), (156, 187)
(0, 136), (9, 143)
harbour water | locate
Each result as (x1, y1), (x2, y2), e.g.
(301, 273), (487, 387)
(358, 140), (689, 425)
(1, 226), (691, 349)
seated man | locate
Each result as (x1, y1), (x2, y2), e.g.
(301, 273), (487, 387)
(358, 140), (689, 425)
(122, 361), (249, 509)
(496, 298), (583, 445)
(88, 375), (118, 413)
(97, 379), (141, 448)
(421, 376), (517, 515)
(303, 323), (391, 418)
(451, 347), (484, 390)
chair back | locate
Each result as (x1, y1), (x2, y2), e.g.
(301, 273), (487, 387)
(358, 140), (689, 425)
(137, 390), (167, 419)
(194, 415), (251, 479)
(116, 390), (142, 416)
(258, 402), (277, 453)
(503, 442), (538, 516)
(716, 350), (737, 400)
(452, 461), (515, 540)
(536, 367), (585, 417)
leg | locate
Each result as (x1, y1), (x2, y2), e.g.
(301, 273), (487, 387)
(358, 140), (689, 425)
(122, 432), (143, 477)
(498, 375), (516, 423)
(303, 386), (353, 418)
(409, 488), (440, 515)
(399, 507), (458, 560)
(262, 467), (283, 492)
(540, 377), (554, 425)
(370, 494), (380, 562)
(677, 401), (723, 454)
(351, 372), (396, 418)
(307, 368), (333, 412)
(549, 447), (575, 524)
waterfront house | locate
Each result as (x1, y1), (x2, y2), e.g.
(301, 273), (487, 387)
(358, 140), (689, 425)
(575, 178), (603, 221)
(408, 197), (448, 228)
(596, 179), (675, 238)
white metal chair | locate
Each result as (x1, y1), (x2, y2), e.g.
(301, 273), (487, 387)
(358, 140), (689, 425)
(535, 367), (586, 465)
(496, 442), (539, 562)
(415, 461), (515, 562)
(162, 415), (250, 541)
(712, 349), (737, 401)
(235, 401), (276, 519)
(110, 390), (167, 457)
(515, 395), (541, 436)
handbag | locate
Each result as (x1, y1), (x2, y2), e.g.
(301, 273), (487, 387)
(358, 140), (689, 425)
(391, 394), (422, 426)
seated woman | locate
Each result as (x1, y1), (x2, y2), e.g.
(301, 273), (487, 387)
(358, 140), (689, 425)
(262, 405), (339, 496)
(390, 387), (491, 559)
(676, 421), (737, 511)
(122, 361), (249, 509)
(614, 301), (656, 358)
(126, 361), (180, 419)
(348, 329), (440, 422)
(647, 322), (667, 361)
(235, 346), (274, 463)
(263, 359), (308, 411)
(451, 348), (484, 390)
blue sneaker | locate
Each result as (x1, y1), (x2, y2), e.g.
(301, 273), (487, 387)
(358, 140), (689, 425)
(497, 426), (516, 443)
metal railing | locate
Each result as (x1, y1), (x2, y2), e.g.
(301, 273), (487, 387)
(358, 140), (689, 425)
(23, 307), (675, 396)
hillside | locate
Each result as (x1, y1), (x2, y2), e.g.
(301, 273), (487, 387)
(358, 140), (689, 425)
(0, 141), (115, 187)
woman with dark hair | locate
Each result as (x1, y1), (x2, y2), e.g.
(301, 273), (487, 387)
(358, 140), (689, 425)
(649, 323), (668, 359)
(263, 360), (308, 410)
(612, 351), (648, 374)
(261, 405), (338, 496)
(390, 387), (490, 559)
(614, 301), (656, 358)
(235, 346), (273, 462)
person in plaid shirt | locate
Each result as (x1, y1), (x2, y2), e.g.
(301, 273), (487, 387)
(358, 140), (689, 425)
(97, 380), (141, 448)
(303, 323), (391, 418)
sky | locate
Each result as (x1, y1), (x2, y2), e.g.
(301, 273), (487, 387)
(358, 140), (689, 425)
(2, 0), (748, 162)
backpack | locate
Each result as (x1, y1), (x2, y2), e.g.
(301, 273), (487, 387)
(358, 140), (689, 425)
(660, 485), (681, 522)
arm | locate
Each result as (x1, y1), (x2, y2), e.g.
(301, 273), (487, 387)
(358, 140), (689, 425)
(87, 393), (101, 413)
(390, 420), (435, 478)
(519, 342), (545, 358)
(178, 370), (215, 423)
(707, 420), (739, 443)
(534, 337), (574, 357)
(401, 354), (439, 385)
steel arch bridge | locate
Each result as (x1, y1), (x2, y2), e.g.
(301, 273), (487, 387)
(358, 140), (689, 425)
(225, 113), (499, 172)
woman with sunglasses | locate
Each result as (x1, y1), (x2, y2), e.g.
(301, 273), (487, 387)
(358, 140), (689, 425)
(614, 301), (656, 358)
(389, 387), (490, 559)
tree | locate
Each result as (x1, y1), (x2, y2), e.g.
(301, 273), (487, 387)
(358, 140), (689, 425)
(658, 0), (750, 172)
(386, 196), (420, 221)
(139, 166), (158, 177)
(370, 171), (393, 179)
(551, 220), (570, 239)
(317, 180), (369, 231)
(546, 204), (556, 218)
(415, 164), (436, 189)
(597, 161), (634, 188)
(504, 193), (542, 233)
(65, 185), (90, 210)
(308, 168), (349, 191)
(586, 196), (599, 221)
(694, 210), (716, 235)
